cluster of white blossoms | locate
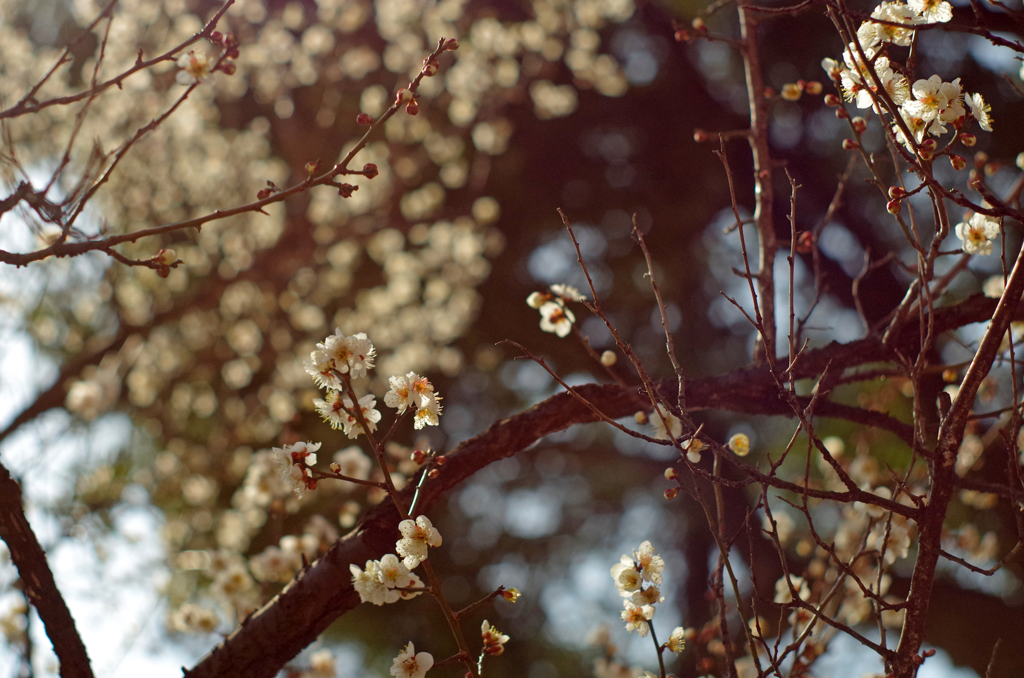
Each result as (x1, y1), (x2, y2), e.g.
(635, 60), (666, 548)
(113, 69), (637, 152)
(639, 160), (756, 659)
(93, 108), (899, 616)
(526, 284), (585, 337)
(303, 331), (442, 437)
(607, 542), (688, 673)
(272, 441), (321, 497)
(350, 515), (440, 605)
(821, 0), (993, 148)
(385, 373), (443, 430)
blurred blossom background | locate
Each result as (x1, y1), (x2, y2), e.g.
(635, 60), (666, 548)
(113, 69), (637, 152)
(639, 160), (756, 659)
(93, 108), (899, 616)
(1, 0), (1023, 675)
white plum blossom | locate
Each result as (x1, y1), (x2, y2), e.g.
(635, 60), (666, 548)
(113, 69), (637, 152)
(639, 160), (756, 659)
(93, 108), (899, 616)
(956, 213), (1000, 255)
(413, 397), (443, 430)
(314, 392), (381, 438)
(304, 330), (376, 389)
(610, 555), (643, 596)
(651, 404), (682, 441)
(620, 601), (655, 636)
(967, 92), (993, 131)
(550, 283), (586, 301)
(272, 441), (321, 496)
(633, 541), (665, 584)
(384, 373), (443, 429)
(378, 554), (413, 589)
(351, 560), (400, 605)
(176, 50), (215, 85)
(666, 626), (687, 653)
(908, 0), (953, 23)
(391, 642), (433, 678)
(396, 515), (443, 569)
(538, 299), (575, 337)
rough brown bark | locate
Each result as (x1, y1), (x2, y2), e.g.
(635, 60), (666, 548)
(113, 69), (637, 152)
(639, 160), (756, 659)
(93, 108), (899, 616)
(0, 464), (94, 678)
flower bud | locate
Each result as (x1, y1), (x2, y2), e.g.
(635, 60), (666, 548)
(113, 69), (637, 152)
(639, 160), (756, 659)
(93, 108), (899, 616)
(435, 455), (447, 466)
(674, 29), (690, 42)
(422, 56), (439, 76)
(337, 183), (358, 198)
(664, 487), (679, 500)
(693, 128), (708, 143)
(443, 38), (460, 51)
(634, 411), (649, 425)
(691, 17), (706, 31)
(888, 186), (906, 199)
(411, 449), (428, 464)
(921, 138), (937, 153)
(802, 80), (823, 95)
(330, 462), (341, 473)
(851, 116), (867, 134)
(728, 433), (751, 457)
(974, 151), (989, 170)
(154, 248), (176, 266)
(781, 83), (801, 101)
(305, 160), (320, 176)
(356, 113), (374, 125)
(428, 468), (440, 479)
(363, 163), (379, 179)
(406, 99), (419, 115)
(257, 188), (273, 200)
(1017, 152), (1024, 171)
(218, 61), (237, 76)
(886, 199), (902, 215)
(824, 93), (841, 107)
(842, 139), (859, 150)
(664, 467), (678, 481)
(600, 350), (617, 366)
(835, 108), (849, 120)
(396, 88), (414, 103)
(795, 231), (813, 254)
(763, 86), (776, 99)
(210, 31), (224, 46)
(959, 133), (976, 147)
(500, 588), (520, 602)
(950, 154), (966, 171)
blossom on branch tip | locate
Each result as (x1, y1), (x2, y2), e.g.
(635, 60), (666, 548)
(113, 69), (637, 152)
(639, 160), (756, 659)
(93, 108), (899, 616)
(665, 626), (687, 653)
(773, 575), (810, 605)
(396, 515), (442, 569)
(176, 50), (215, 85)
(391, 643), (433, 678)
(272, 441), (321, 496)
(351, 560), (400, 605)
(304, 330), (376, 389)
(955, 213), (1000, 255)
(481, 620), (510, 655)
(729, 433), (751, 457)
(620, 601), (655, 636)
(611, 555), (642, 596)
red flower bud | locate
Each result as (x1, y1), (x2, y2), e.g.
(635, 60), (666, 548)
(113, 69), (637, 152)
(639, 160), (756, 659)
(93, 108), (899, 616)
(795, 231), (813, 254)
(959, 133), (976, 147)
(693, 128), (708, 143)
(356, 113), (374, 126)
(210, 31), (224, 46)
(842, 139), (859, 150)
(218, 61), (237, 76)
(406, 99), (419, 115)
(443, 38), (459, 51)
(362, 163), (378, 179)
(824, 93), (841, 107)
(337, 183), (358, 198)
(664, 487), (679, 500)
(422, 56), (439, 76)
(886, 199), (902, 215)
(950, 154), (966, 171)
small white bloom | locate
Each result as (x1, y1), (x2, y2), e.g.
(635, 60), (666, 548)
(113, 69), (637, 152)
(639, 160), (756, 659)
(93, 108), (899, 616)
(378, 554), (412, 589)
(391, 642), (433, 678)
(309, 649), (336, 678)
(956, 213), (1000, 255)
(526, 291), (549, 309)
(666, 626), (687, 653)
(550, 283), (586, 301)
(413, 396), (443, 429)
(351, 560), (400, 605)
(633, 541), (665, 584)
(651, 404), (682, 441)
(610, 555), (642, 595)
(538, 299), (575, 337)
(908, 0), (953, 23)
(631, 585), (664, 606)
(967, 92), (993, 131)
(620, 601), (655, 636)
(396, 515), (442, 569)
(176, 49), (215, 85)
(773, 575), (810, 604)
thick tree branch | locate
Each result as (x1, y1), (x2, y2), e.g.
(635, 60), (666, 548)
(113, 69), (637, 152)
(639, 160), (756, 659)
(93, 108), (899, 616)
(0, 464), (94, 678)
